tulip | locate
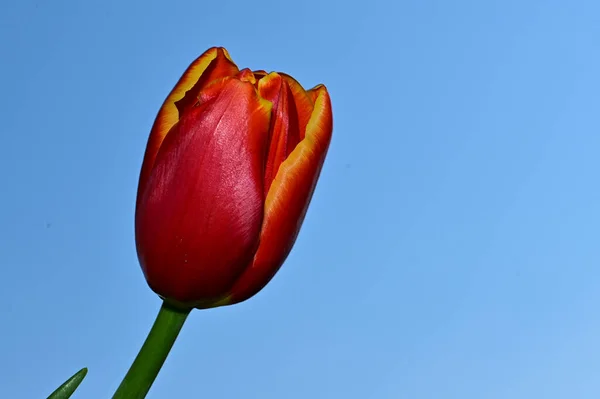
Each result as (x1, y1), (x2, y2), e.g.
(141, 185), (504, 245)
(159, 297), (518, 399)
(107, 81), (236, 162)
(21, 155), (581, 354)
(135, 47), (333, 310)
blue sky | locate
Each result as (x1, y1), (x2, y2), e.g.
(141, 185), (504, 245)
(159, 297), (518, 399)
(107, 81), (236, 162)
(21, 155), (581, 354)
(1, 0), (600, 398)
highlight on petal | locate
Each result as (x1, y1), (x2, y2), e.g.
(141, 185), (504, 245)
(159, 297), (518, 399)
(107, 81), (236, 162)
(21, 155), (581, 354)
(137, 47), (239, 200)
(226, 85), (333, 304)
(136, 77), (273, 305)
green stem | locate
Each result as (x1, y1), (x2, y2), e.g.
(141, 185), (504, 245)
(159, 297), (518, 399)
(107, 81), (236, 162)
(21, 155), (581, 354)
(112, 301), (191, 399)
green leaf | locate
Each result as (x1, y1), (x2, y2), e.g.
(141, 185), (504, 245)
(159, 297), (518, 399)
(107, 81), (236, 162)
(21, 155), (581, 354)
(46, 367), (88, 399)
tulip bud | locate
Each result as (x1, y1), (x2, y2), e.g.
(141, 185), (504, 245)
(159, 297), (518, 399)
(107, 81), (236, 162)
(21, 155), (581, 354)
(135, 47), (333, 309)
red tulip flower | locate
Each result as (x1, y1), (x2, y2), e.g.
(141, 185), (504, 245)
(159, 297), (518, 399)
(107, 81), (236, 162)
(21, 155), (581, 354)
(135, 47), (333, 309)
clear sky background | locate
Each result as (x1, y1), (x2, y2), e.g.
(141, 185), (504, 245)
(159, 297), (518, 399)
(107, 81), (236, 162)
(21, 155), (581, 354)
(1, 0), (599, 398)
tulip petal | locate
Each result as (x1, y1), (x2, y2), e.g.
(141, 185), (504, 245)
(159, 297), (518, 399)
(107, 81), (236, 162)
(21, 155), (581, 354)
(138, 47), (239, 201)
(257, 73), (316, 195)
(281, 74), (315, 141)
(235, 68), (257, 85)
(227, 85), (333, 304)
(257, 73), (296, 194)
(136, 77), (272, 304)
(173, 49), (240, 117)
